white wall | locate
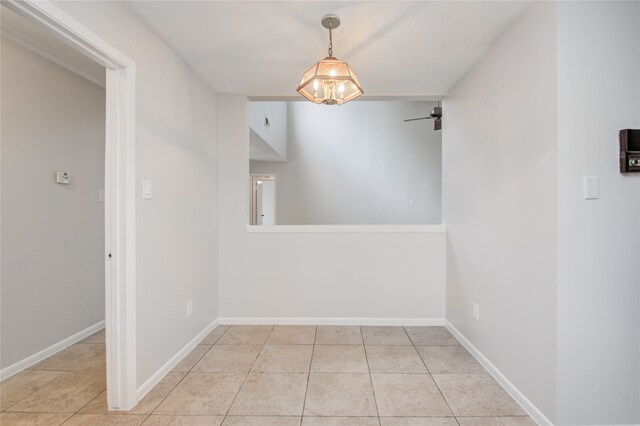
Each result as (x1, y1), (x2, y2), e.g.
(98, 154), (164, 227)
(555, 2), (640, 424)
(443, 2), (559, 422)
(53, 1), (219, 388)
(445, 2), (640, 424)
(218, 94), (446, 321)
(251, 101), (442, 225)
(1, 36), (105, 369)
(249, 101), (287, 161)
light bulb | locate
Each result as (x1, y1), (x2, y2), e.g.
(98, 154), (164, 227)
(338, 84), (345, 93)
(313, 80), (319, 90)
(330, 69), (336, 77)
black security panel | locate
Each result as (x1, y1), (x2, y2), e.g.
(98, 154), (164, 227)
(620, 129), (640, 173)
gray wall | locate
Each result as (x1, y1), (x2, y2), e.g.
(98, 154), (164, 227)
(54, 0), (219, 387)
(443, 2), (559, 421)
(250, 101), (441, 224)
(555, 2), (640, 424)
(249, 101), (287, 161)
(219, 95), (447, 321)
(444, 2), (640, 424)
(1, 36), (106, 368)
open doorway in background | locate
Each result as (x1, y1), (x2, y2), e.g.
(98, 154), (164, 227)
(251, 175), (276, 225)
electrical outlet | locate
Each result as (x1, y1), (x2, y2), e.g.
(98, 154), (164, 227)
(186, 300), (193, 318)
(472, 303), (480, 322)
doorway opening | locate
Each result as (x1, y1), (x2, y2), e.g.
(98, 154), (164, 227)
(0, 0), (137, 410)
(251, 175), (277, 225)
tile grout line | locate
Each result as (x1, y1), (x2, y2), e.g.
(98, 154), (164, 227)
(299, 326), (318, 426)
(221, 325), (275, 425)
(402, 326), (460, 426)
(66, 326), (225, 424)
(143, 324), (231, 424)
(58, 331), (115, 425)
(1, 370), (67, 414)
(4, 337), (106, 414)
(4, 326), (534, 424)
(360, 326), (382, 426)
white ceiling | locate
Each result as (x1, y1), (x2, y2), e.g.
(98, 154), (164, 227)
(129, 1), (532, 99)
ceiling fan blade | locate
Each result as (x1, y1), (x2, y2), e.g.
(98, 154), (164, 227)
(434, 118), (442, 131)
(403, 117), (433, 122)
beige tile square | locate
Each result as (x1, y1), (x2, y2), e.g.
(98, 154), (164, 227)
(28, 343), (104, 371)
(192, 345), (261, 373)
(416, 346), (485, 374)
(143, 415), (224, 425)
(266, 325), (316, 345)
(311, 345), (368, 373)
(380, 418), (458, 426)
(361, 326), (411, 345)
(7, 371), (105, 413)
(456, 417), (537, 426)
(304, 373), (377, 417)
(81, 372), (185, 414)
(201, 325), (230, 345)
(404, 327), (459, 346)
(315, 326), (362, 345)
(432, 374), (526, 417)
(365, 345), (427, 373)
(0, 412), (71, 425)
(154, 372), (246, 415)
(217, 325), (273, 345)
(302, 417), (379, 425)
(223, 416), (301, 425)
(371, 373), (452, 417)
(252, 345), (313, 373)
(73, 348), (106, 372)
(172, 345), (211, 373)
(229, 373), (308, 416)
(80, 329), (106, 344)
(0, 370), (64, 410)
(63, 414), (147, 425)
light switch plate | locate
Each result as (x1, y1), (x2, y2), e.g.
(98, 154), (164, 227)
(142, 179), (152, 199)
(583, 176), (599, 200)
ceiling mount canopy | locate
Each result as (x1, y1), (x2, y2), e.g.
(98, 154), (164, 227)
(297, 14), (364, 106)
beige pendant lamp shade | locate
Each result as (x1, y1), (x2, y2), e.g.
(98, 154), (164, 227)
(297, 14), (363, 105)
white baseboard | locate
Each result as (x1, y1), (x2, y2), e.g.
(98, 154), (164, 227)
(218, 317), (445, 326)
(0, 320), (105, 381)
(136, 319), (220, 401)
(445, 320), (553, 426)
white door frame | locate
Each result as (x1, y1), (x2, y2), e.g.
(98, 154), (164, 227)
(4, 0), (138, 410)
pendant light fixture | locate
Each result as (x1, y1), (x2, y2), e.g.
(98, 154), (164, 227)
(297, 14), (364, 105)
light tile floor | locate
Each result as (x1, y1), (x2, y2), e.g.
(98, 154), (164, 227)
(0, 325), (536, 425)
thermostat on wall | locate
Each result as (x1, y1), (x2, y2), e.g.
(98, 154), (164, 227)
(55, 171), (71, 184)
